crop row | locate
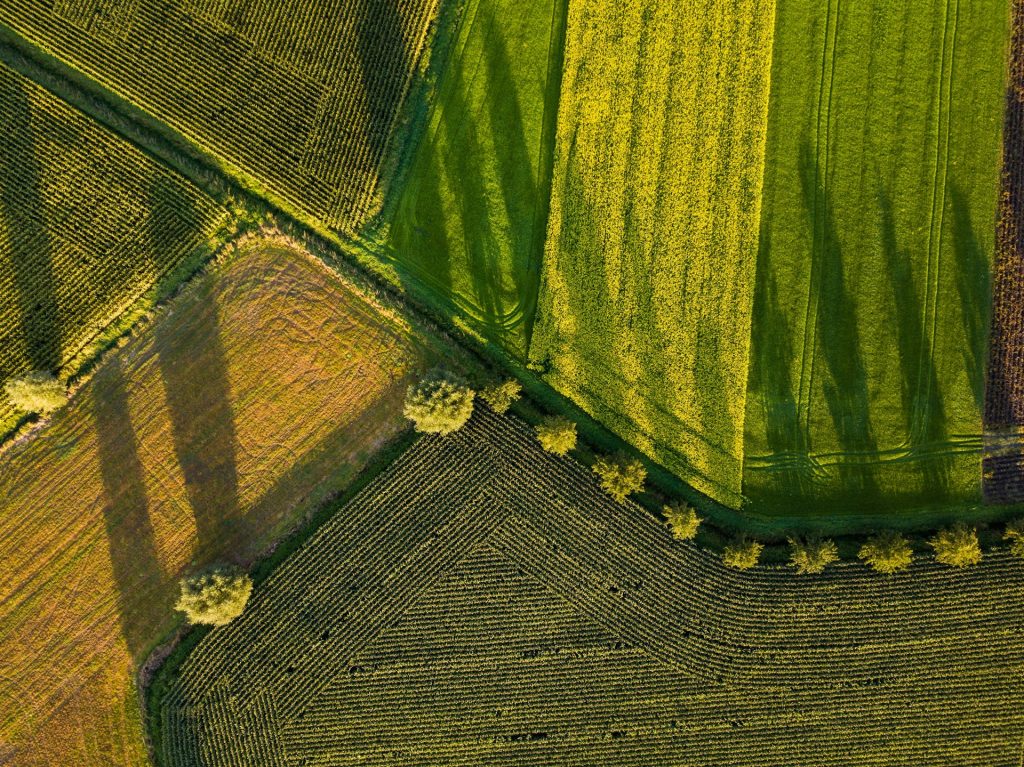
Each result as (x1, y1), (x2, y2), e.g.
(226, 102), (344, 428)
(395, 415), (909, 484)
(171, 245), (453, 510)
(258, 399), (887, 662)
(0, 63), (226, 432)
(0, 0), (439, 231)
(159, 407), (1024, 766)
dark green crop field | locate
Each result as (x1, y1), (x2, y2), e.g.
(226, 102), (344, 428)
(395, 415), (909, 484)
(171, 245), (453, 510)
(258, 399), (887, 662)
(743, 0), (1009, 514)
(157, 409), (1024, 766)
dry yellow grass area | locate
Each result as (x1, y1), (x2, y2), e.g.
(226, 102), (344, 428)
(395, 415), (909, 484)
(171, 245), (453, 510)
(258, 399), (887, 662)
(0, 240), (422, 766)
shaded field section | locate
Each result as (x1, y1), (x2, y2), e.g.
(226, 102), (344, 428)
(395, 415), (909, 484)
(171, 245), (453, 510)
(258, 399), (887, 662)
(0, 61), (227, 438)
(985, 0), (1024, 503)
(159, 408), (1024, 767)
(0, 0), (439, 231)
(0, 242), (424, 767)
(382, 0), (566, 355)
(528, 0), (777, 505)
(743, 0), (1008, 515)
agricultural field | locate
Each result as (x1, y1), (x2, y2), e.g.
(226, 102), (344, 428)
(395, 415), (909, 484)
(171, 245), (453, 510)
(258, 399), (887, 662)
(0, 61), (228, 438)
(158, 408), (1024, 767)
(0, 0), (440, 232)
(527, 0), (777, 507)
(380, 0), (566, 354)
(0, 241), (424, 767)
(985, 0), (1024, 503)
(743, 0), (1009, 514)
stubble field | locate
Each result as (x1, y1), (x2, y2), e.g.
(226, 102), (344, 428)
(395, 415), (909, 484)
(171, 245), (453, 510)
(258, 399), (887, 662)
(0, 241), (423, 767)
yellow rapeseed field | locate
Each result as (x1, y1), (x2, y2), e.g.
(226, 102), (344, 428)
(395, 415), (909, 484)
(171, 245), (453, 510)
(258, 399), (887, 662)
(530, 0), (777, 506)
(0, 241), (422, 766)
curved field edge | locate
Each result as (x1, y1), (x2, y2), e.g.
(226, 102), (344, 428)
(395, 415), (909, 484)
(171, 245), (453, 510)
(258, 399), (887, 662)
(0, 240), (429, 767)
(155, 408), (1024, 767)
(742, 0), (1011, 515)
(529, 0), (778, 507)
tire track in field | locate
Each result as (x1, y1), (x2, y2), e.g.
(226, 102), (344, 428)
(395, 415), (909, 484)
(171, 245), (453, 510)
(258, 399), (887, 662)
(796, 0), (841, 438)
(915, 0), (959, 445)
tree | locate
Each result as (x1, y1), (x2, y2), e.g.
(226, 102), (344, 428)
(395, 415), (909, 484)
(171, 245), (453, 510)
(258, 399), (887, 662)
(535, 415), (577, 456)
(858, 530), (913, 574)
(592, 453), (646, 502)
(479, 379), (521, 414)
(722, 537), (763, 570)
(4, 371), (67, 415)
(1004, 518), (1024, 559)
(403, 370), (474, 435)
(788, 536), (839, 574)
(175, 567), (253, 626)
(664, 502), (701, 541)
(928, 523), (982, 567)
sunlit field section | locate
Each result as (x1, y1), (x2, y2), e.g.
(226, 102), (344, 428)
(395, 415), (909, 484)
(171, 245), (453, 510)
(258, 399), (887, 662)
(743, 0), (1009, 514)
(529, 0), (776, 505)
(0, 62), (227, 437)
(383, 0), (566, 354)
(0, 0), (439, 231)
(160, 409), (1024, 767)
(0, 242), (422, 767)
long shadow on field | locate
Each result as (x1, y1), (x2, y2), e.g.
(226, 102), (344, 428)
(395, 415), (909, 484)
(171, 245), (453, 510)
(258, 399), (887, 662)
(0, 74), (60, 377)
(92, 357), (164, 660)
(151, 182), (240, 557)
(799, 142), (880, 500)
(356, 0), (414, 166)
(747, 223), (812, 499)
(949, 183), (991, 414)
(877, 185), (950, 497)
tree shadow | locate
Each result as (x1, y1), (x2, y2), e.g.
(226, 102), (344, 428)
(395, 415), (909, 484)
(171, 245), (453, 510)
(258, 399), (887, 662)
(877, 184), (950, 497)
(799, 141), (880, 500)
(0, 73), (60, 376)
(150, 180), (240, 557)
(949, 183), (990, 414)
(92, 356), (164, 660)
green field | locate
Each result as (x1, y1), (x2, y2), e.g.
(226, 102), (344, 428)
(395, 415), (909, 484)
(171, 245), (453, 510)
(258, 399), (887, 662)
(527, 0), (777, 506)
(157, 409), (1024, 766)
(381, 0), (566, 353)
(0, 62), (227, 438)
(0, 0), (440, 231)
(743, 0), (1009, 514)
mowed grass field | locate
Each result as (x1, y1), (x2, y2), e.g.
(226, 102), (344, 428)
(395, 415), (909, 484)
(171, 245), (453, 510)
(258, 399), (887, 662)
(743, 0), (1010, 514)
(0, 62), (228, 439)
(159, 409), (1024, 767)
(383, 0), (566, 354)
(528, 0), (777, 506)
(0, 0), (439, 231)
(0, 241), (424, 767)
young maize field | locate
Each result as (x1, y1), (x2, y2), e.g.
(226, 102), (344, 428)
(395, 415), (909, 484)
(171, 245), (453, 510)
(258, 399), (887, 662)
(0, 241), (424, 767)
(158, 408), (1024, 767)
(528, 0), (776, 507)
(743, 0), (1009, 515)
(0, 61), (227, 437)
(0, 0), (439, 231)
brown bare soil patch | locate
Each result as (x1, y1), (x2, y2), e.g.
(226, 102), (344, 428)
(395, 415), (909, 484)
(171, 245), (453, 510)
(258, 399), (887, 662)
(0, 240), (422, 766)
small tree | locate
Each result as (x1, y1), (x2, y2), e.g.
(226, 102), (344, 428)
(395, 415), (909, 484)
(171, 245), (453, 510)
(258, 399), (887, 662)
(722, 537), (763, 570)
(535, 415), (577, 456)
(858, 530), (913, 574)
(592, 453), (646, 503)
(928, 523), (981, 567)
(403, 370), (474, 435)
(1004, 517), (1024, 559)
(175, 567), (253, 626)
(788, 536), (839, 574)
(664, 502), (701, 541)
(4, 371), (67, 414)
(479, 379), (521, 414)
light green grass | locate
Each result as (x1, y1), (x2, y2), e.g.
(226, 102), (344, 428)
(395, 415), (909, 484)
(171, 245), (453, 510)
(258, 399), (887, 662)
(743, 0), (1009, 515)
(382, 0), (566, 355)
(528, 0), (777, 506)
